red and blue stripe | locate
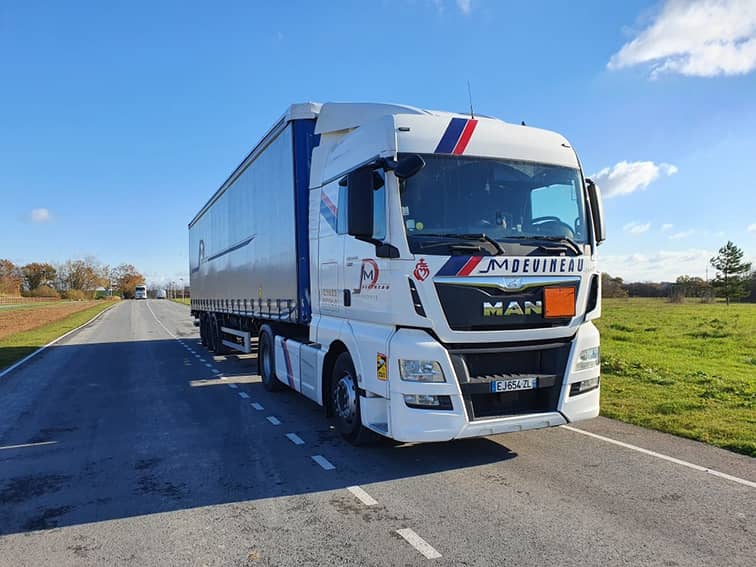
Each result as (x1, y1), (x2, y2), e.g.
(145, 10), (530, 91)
(436, 256), (483, 277)
(320, 191), (338, 232)
(434, 118), (478, 155)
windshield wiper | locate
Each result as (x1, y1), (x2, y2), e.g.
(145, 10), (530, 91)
(412, 233), (505, 255)
(446, 233), (506, 255)
(536, 236), (584, 256)
(485, 234), (583, 256)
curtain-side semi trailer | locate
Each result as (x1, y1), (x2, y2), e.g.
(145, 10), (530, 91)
(188, 102), (606, 444)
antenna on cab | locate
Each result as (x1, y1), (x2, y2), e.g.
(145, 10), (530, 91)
(467, 80), (475, 119)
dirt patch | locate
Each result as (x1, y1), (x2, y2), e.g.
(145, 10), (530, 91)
(0, 301), (99, 340)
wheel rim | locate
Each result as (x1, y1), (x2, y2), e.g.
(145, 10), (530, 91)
(333, 373), (357, 426)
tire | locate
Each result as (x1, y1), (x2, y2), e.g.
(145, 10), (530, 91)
(199, 314), (208, 347)
(259, 327), (282, 392)
(331, 352), (373, 445)
(211, 316), (231, 355)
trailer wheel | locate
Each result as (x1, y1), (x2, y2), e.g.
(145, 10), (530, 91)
(259, 327), (282, 392)
(331, 352), (373, 445)
(199, 314), (208, 347)
(211, 316), (231, 355)
(206, 315), (217, 352)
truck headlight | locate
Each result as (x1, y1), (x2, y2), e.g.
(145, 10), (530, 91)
(399, 360), (446, 382)
(575, 347), (600, 371)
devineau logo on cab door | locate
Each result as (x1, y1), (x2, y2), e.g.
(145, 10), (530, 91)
(353, 259), (389, 293)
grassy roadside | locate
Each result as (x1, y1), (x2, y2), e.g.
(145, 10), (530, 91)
(0, 301), (116, 371)
(596, 298), (755, 457)
(170, 298), (191, 305)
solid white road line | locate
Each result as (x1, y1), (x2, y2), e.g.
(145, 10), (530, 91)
(238, 392), (250, 399)
(562, 425), (756, 489)
(0, 304), (115, 381)
(145, 300), (178, 339)
(267, 416), (281, 425)
(286, 433), (305, 445)
(311, 455), (335, 470)
(251, 402), (264, 411)
(0, 440), (58, 451)
(228, 384), (238, 389)
(396, 528), (442, 559)
(347, 485), (378, 506)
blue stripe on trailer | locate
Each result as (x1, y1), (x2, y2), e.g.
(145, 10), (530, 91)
(292, 119), (320, 324)
(434, 117), (468, 154)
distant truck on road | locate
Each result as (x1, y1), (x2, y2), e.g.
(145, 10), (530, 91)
(156, 289), (167, 299)
(188, 102), (606, 444)
(134, 285), (147, 300)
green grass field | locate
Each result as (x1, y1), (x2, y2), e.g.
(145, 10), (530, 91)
(0, 302), (115, 370)
(170, 297), (191, 305)
(596, 298), (756, 456)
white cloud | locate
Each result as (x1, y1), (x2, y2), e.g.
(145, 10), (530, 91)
(748, 223), (756, 232)
(669, 229), (694, 240)
(30, 208), (52, 223)
(623, 221), (651, 234)
(601, 248), (714, 281)
(661, 223), (674, 232)
(591, 160), (678, 198)
(608, 0), (756, 78)
(456, 0), (472, 14)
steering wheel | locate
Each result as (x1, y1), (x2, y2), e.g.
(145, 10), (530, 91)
(528, 216), (575, 238)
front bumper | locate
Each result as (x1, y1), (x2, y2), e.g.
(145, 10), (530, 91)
(386, 323), (600, 443)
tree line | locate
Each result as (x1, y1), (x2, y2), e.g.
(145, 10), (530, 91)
(603, 241), (754, 304)
(0, 257), (145, 300)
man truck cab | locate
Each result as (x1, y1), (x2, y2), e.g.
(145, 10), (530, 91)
(189, 102), (606, 444)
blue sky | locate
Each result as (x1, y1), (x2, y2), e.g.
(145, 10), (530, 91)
(1, 0), (754, 284)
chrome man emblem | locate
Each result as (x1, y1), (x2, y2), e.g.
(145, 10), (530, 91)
(483, 300), (543, 317)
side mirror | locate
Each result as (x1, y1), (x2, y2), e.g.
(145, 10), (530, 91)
(347, 166), (374, 238)
(586, 178), (606, 245)
(394, 154), (426, 180)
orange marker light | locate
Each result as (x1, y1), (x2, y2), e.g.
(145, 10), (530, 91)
(544, 287), (576, 318)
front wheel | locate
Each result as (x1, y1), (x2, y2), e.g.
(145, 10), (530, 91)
(259, 327), (282, 392)
(331, 352), (373, 445)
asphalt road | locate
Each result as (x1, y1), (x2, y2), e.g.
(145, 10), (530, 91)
(0, 300), (753, 566)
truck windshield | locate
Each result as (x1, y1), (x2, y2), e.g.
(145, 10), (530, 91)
(399, 154), (589, 255)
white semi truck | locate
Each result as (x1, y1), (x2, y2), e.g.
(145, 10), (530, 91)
(189, 102), (606, 444)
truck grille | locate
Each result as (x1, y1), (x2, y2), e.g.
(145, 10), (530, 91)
(449, 340), (570, 420)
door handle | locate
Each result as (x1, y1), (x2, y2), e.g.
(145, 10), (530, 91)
(343, 289), (351, 307)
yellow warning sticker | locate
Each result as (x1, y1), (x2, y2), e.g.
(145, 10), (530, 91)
(377, 353), (387, 381)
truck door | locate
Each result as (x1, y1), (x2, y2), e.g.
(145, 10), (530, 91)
(342, 170), (390, 322)
(317, 181), (344, 323)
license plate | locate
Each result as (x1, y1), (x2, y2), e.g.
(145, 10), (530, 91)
(491, 378), (537, 393)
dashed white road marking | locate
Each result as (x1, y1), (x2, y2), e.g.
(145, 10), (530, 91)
(212, 369), (221, 374)
(204, 363), (212, 368)
(562, 425), (756, 489)
(238, 392), (250, 399)
(286, 433), (305, 445)
(266, 416), (281, 426)
(347, 485), (377, 506)
(251, 402), (264, 411)
(396, 528), (442, 559)
(0, 440), (58, 451)
(311, 455), (335, 470)
(228, 384), (238, 389)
